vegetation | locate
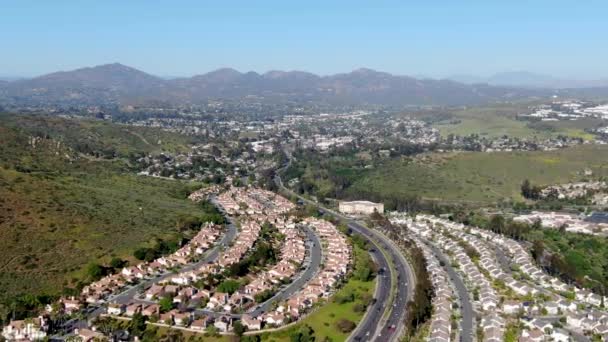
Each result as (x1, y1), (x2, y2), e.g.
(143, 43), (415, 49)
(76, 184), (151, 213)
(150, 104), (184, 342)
(225, 222), (281, 277)
(431, 104), (597, 139)
(260, 245), (376, 342)
(403, 241), (433, 337)
(0, 115), (210, 324)
(286, 143), (608, 208)
(453, 212), (608, 292)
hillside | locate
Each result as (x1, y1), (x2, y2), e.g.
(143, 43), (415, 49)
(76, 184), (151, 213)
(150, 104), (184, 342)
(347, 145), (608, 205)
(0, 63), (550, 107)
(0, 115), (205, 320)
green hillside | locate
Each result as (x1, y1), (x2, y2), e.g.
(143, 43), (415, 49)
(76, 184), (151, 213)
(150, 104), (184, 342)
(348, 145), (608, 205)
(0, 114), (204, 321)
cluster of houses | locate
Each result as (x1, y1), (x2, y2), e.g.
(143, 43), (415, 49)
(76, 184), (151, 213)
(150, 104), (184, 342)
(538, 181), (606, 201)
(267, 218), (351, 323)
(102, 187), (351, 335)
(514, 211), (608, 236)
(243, 218), (306, 303)
(188, 185), (223, 202)
(0, 220), (225, 340)
(411, 214), (608, 341)
(1, 316), (48, 341)
(82, 222), (223, 304)
(216, 187), (295, 217)
(414, 239), (456, 342)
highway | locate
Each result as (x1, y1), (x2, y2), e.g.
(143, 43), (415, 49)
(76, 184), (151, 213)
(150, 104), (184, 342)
(274, 163), (414, 342)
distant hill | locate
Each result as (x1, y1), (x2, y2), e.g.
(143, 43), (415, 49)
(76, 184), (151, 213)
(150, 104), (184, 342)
(0, 63), (550, 107)
(449, 71), (608, 89)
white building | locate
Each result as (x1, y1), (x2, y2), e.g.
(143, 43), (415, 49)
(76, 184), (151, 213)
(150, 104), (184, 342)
(338, 201), (384, 215)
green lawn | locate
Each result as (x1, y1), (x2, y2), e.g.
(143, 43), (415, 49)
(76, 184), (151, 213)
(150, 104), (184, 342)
(259, 247), (376, 342)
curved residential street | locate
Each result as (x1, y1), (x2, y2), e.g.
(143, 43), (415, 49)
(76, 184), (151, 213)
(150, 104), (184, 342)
(424, 240), (474, 342)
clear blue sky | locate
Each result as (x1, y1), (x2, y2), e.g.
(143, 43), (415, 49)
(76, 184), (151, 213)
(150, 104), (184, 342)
(1, 0), (607, 79)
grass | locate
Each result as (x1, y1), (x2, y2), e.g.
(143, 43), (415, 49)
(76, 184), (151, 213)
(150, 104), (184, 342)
(0, 169), (203, 299)
(347, 144), (608, 204)
(259, 246), (376, 342)
(432, 104), (597, 139)
(0, 114), (206, 321)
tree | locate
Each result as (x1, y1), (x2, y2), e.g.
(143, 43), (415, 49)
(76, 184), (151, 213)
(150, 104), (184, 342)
(233, 320), (246, 336)
(335, 319), (356, 333)
(129, 313), (147, 338)
(521, 179), (532, 198)
(531, 240), (545, 263)
(159, 296), (174, 313)
(134, 248), (148, 261)
(87, 263), (105, 281)
(217, 280), (240, 295)
(488, 215), (505, 234)
(110, 257), (127, 270)
(290, 325), (315, 342)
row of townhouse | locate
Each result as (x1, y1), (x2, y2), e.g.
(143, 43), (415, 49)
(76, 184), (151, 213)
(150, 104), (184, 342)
(406, 219), (505, 342)
(415, 239), (455, 342)
(242, 219), (306, 300)
(219, 218), (261, 267)
(418, 215), (608, 340)
(2, 316), (48, 341)
(188, 185), (222, 202)
(147, 188), (296, 317)
(80, 223), (222, 304)
(452, 229), (539, 298)
(106, 300), (248, 333)
(430, 216), (608, 309)
(257, 218), (352, 327)
(216, 187), (295, 217)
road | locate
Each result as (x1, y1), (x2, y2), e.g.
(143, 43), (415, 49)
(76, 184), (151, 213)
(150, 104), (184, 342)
(248, 225), (323, 316)
(114, 208), (323, 319)
(423, 240), (473, 342)
(274, 163), (414, 342)
(110, 208), (239, 305)
(347, 220), (413, 342)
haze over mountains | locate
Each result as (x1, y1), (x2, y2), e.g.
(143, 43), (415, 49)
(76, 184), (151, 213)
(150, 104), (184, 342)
(448, 71), (608, 89)
(1, 63), (604, 108)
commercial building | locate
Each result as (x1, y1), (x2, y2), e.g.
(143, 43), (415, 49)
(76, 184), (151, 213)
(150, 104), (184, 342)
(338, 201), (384, 215)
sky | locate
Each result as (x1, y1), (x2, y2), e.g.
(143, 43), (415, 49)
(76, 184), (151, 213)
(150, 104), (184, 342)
(1, 1), (608, 79)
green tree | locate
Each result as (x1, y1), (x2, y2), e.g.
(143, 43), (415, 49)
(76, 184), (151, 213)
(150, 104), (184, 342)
(87, 263), (104, 280)
(290, 324), (315, 342)
(110, 257), (127, 270)
(129, 313), (147, 338)
(217, 280), (240, 295)
(159, 296), (174, 313)
(233, 320), (246, 336)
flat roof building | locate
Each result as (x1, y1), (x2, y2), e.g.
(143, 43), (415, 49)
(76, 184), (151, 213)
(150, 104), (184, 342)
(338, 200), (384, 215)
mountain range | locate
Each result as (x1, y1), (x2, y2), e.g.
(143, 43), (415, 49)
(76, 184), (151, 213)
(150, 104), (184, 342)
(0, 63), (592, 107)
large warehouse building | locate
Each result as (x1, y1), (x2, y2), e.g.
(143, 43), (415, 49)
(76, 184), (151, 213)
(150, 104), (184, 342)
(338, 200), (384, 215)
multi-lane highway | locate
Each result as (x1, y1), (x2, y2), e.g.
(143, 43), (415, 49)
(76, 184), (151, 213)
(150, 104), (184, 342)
(274, 163), (414, 342)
